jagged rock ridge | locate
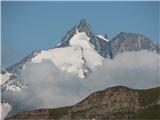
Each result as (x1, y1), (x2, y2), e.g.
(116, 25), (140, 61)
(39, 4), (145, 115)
(57, 19), (113, 58)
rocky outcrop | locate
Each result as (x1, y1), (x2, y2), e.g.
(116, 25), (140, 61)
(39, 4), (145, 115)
(6, 86), (160, 120)
(69, 86), (140, 120)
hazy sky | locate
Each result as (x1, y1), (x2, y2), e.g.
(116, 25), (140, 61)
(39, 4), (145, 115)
(2, 1), (159, 67)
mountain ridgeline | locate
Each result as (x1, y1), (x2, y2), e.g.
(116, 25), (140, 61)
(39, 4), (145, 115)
(6, 19), (160, 74)
(57, 19), (159, 58)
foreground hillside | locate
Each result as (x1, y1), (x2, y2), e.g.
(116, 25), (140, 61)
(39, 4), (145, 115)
(6, 86), (160, 120)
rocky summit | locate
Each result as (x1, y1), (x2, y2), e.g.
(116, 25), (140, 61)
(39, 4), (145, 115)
(6, 86), (160, 120)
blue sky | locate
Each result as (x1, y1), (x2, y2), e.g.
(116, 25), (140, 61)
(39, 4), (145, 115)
(2, 1), (159, 68)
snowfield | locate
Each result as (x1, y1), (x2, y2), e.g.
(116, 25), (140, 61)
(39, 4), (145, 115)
(31, 31), (103, 78)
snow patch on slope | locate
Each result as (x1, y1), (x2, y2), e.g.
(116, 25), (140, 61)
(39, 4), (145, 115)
(97, 35), (109, 42)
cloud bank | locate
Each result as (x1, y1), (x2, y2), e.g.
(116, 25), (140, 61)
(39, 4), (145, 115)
(0, 103), (11, 120)
(3, 50), (160, 117)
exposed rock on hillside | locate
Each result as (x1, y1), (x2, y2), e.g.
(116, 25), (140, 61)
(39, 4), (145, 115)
(6, 86), (160, 120)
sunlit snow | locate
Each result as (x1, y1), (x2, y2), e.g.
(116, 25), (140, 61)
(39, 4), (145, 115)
(97, 35), (109, 42)
(31, 31), (103, 78)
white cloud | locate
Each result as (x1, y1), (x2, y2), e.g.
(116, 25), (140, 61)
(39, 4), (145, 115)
(86, 50), (160, 90)
(0, 102), (11, 120)
(2, 50), (160, 117)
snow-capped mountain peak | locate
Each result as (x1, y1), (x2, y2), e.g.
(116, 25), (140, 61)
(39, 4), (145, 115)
(1, 19), (105, 95)
(57, 19), (97, 48)
(31, 29), (103, 78)
(57, 19), (98, 47)
(2, 19), (159, 92)
(57, 19), (111, 58)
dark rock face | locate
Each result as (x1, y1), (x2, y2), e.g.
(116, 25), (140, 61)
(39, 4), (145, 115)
(1, 68), (7, 74)
(96, 36), (113, 58)
(7, 86), (160, 120)
(110, 32), (159, 56)
(57, 26), (77, 47)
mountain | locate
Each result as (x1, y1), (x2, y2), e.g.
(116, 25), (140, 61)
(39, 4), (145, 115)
(6, 86), (160, 120)
(4, 19), (106, 80)
(1, 19), (105, 118)
(57, 19), (113, 58)
(110, 32), (160, 56)
(3, 19), (159, 82)
(1, 19), (160, 119)
(1, 68), (25, 92)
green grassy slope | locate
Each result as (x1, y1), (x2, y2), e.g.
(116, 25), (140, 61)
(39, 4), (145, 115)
(134, 105), (160, 119)
(48, 106), (72, 119)
(48, 87), (160, 119)
(137, 87), (160, 106)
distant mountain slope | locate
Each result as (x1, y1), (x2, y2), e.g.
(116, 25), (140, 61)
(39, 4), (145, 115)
(6, 86), (160, 120)
(110, 32), (160, 56)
